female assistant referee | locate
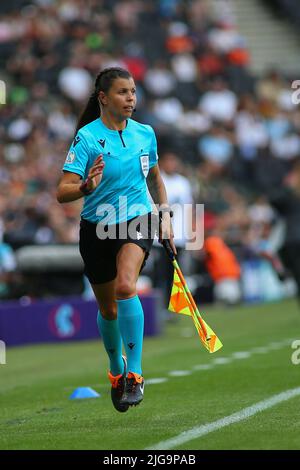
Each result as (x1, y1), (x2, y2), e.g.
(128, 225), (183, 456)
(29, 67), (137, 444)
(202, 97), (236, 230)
(57, 67), (176, 412)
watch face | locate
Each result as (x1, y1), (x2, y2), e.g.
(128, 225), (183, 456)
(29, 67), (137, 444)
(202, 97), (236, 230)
(80, 182), (92, 195)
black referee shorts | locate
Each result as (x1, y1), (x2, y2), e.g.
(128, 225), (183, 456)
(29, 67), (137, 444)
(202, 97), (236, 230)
(79, 212), (157, 285)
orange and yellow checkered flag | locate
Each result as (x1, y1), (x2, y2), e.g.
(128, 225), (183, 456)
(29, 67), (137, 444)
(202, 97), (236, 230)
(168, 268), (223, 353)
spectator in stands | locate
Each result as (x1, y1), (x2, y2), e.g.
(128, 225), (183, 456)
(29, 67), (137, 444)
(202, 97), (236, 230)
(268, 162), (300, 300)
(204, 235), (241, 305)
(199, 77), (238, 123)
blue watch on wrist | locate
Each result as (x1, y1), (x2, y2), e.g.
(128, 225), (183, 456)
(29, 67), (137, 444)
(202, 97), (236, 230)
(80, 179), (93, 196)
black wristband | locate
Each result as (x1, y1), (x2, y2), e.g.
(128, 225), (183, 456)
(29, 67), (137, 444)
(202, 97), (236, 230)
(79, 179), (93, 196)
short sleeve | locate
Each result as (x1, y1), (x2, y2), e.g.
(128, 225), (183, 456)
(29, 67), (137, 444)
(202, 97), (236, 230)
(62, 130), (90, 179)
(149, 127), (159, 168)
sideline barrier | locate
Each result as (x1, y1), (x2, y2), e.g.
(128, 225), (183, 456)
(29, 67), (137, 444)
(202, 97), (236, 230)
(0, 293), (162, 347)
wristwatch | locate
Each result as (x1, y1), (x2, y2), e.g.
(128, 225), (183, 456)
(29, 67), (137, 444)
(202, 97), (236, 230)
(79, 178), (93, 196)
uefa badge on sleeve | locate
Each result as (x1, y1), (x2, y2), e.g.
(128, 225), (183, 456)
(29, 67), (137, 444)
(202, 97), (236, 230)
(140, 154), (149, 177)
(65, 151), (76, 164)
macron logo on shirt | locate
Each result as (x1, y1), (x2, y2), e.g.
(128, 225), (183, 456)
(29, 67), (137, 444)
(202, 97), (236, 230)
(98, 139), (105, 148)
(73, 135), (81, 147)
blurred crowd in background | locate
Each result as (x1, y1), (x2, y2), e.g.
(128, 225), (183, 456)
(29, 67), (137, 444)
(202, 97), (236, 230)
(1, 0), (300, 303)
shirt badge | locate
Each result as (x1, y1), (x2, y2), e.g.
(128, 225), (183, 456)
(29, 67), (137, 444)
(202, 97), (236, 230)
(65, 151), (76, 164)
(140, 154), (149, 177)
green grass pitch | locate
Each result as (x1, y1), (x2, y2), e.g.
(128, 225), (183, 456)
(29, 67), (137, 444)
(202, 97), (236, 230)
(0, 299), (300, 450)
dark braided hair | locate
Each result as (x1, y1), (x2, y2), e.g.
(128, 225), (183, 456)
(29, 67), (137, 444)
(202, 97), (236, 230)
(74, 67), (132, 135)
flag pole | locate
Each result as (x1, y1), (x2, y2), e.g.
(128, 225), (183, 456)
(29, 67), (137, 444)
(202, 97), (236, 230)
(162, 239), (210, 342)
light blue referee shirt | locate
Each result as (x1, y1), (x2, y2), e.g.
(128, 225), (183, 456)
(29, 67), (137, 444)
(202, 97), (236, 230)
(62, 117), (158, 224)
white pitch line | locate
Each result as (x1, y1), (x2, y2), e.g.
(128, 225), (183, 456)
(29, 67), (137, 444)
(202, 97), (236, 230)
(212, 357), (232, 365)
(168, 370), (192, 377)
(231, 351), (252, 359)
(147, 386), (300, 450)
(146, 378), (168, 385)
(192, 364), (213, 371)
(268, 341), (290, 350)
(251, 346), (269, 354)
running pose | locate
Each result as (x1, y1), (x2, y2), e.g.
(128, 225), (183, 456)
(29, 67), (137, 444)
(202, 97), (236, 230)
(57, 67), (176, 411)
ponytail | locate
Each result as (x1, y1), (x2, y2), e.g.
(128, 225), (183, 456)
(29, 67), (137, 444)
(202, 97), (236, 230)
(74, 91), (99, 135)
(74, 67), (132, 137)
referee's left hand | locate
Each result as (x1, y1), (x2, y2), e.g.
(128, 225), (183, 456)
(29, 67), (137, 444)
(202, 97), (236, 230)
(159, 212), (177, 256)
(86, 154), (105, 191)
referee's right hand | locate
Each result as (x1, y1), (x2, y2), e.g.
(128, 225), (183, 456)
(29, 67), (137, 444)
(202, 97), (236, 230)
(86, 155), (105, 191)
